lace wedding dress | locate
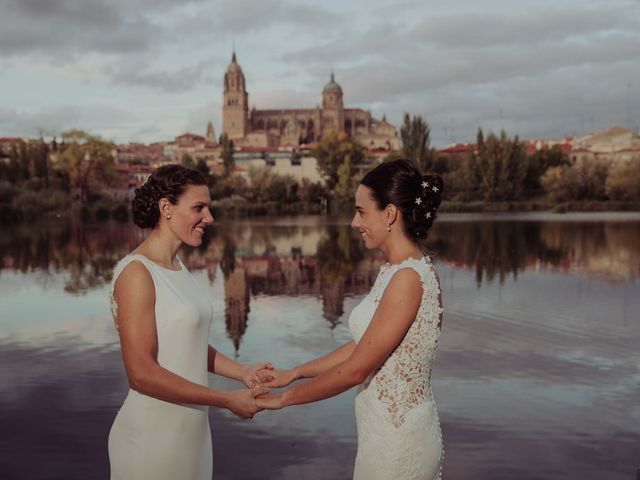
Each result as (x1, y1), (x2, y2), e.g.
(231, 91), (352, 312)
(348, 256), (444, 480)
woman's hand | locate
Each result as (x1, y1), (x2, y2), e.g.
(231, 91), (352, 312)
(241, 362), (274, 388)
(255, 391), (286, 410)
(225, 387), (269, 419)
(259, 368), (298, 388)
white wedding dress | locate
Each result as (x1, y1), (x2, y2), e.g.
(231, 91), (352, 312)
(348, 256), (444, 480)
(108, 254), (213, 480)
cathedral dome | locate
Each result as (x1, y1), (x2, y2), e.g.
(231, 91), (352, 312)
(322, 72), (342, 94)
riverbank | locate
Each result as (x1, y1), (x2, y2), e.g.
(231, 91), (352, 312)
(2, 197), (639, 224)
(439, 200), (640, 214)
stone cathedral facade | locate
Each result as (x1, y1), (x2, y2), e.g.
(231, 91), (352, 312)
(222, 53), (400, 151)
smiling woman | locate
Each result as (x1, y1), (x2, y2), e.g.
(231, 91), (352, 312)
(108, 164), (273, 480)
(256, 159), (446, 479)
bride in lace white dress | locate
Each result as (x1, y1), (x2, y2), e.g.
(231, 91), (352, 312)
(256, 159), (445, 479)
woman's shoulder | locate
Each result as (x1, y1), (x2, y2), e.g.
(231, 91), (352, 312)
(387, 256), (439, 294)
(112, 254), (154, 287)
(385, 255), (432, 276)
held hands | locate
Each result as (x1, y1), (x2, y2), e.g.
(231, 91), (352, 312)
(254, 391), (286, 410)
(258, 368), (298, 388)
(241, 362), (275, 388)
(234, 362), (295, 414)
(226, 387), (270, 419)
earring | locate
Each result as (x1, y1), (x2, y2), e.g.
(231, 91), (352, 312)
(166, 215), (171, 220)
(387, 221), (391, 232)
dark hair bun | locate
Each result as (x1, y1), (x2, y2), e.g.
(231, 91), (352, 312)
(132, 181), (161, 228)
(360, 159), (444, 246)
(405, 173), (443, 240)
(131, 164), (207, 229)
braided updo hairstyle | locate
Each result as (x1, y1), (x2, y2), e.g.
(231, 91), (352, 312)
(360, 158), (443, 249)
(132, 164), (207, 229)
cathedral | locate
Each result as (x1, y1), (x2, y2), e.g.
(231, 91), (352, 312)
(222, 53), (400, 151)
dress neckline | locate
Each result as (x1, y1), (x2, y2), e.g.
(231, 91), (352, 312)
(128, 253), (184, 272)
(381, 255), (428, 271)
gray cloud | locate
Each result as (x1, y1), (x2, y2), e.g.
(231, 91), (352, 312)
(0, 105), (81, 137)
(0, 0), (168, 58)
(1, 0), (639, 144)
(274, 3), (640, 145)
(0, 104), (133, 139)
(412, 6), (639, 48)
(171, 0), (344, 38)
(103, 56), (218, 93)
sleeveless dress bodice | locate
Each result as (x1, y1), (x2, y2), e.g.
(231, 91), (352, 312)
(108, 254), (213, 480)
(348, 256), (444, 480)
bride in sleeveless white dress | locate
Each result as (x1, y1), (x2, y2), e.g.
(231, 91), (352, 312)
(108, 165), (271, 480)
(256, 159), (445, 479)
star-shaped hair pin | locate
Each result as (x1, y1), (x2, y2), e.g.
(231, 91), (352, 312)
(425, 212), (432, 219)
(421, 181), (429, 189)
(415, 197), (422, 205)
(432, 186), (439, 192)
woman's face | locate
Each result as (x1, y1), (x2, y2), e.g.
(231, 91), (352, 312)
(351, 184), (388, 250)
(166, 184), (213, 246)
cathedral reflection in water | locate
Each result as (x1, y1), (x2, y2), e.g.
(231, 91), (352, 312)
(2, 215), (639, 350)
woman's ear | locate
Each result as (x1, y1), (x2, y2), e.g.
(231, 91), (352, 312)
(158, 198), (172, 219)
(385, 204), (398, 224)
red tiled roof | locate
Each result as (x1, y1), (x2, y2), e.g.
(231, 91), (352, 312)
(176, 133), (205, 141)
(439, 143), (473, 154)
(557, 143), (572, 154)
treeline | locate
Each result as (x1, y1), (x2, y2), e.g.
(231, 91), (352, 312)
(385, 115), (640, 210)
(0, 130), (124, 223)
(3, 118), (639, 224)
(181, 133), (329, 217)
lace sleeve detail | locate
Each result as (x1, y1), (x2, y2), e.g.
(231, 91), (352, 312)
(371, 258), (443, 428)
(109, 254), (149, 332)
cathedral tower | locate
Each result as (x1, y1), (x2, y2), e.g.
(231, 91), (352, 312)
(222, 52), (249, 140)
(321, 72), (345, 136)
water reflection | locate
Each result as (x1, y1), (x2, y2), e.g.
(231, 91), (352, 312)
(430, 217), (640, 285)
(1, 213), (639, 479)
(3, 215), (639, 291)
(2, 216), (640, 348)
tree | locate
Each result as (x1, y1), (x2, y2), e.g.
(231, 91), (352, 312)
(8, 143), (20, 183)
(313, 131), (366, 192)
(195, 158), (209, 176)
(523, 145), (570, 191)
(247, 165), (298, 203)
(383, 149), (405, 162)
(181, 153), (195, 167)
(219, 133), (235, 177)
(55, 130), (119, 203)
(333, 154), (354, 205)
(605, 158), (640, 201)
(463, 128), (527, 202)
(400, 113), (433, 171)
(542, 160), (609, 202)
(30, 139), (50, 186)
(18, 141), (30, 182)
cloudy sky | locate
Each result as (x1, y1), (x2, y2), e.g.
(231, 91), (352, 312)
(1, 0), (639, 147)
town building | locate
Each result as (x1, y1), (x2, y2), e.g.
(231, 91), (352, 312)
(437, 125), (640, 166)
(570, 125), (640, 164)
(221, 52), (400, 151)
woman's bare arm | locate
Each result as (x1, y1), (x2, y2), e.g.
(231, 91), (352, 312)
(261, 340), (356, 388)
(257, 268), (422, 408)
(114, 261), (266, 417)
(207, 346), (273, 387)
